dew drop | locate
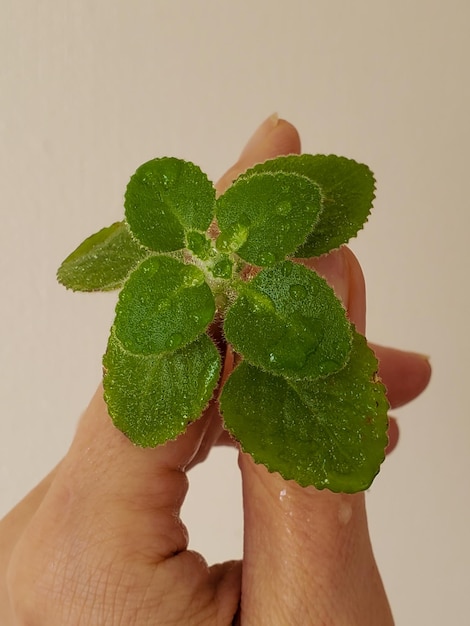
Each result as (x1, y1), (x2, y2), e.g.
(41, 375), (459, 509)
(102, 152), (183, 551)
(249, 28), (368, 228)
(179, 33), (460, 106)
(289, 284), (307, 299)
(211, 256), (233, 279)
(319, 359), (344, 375)
(200, 302), (216, 325)
(239, 213), (252, 227)
(182, 265), (204, 288)
(294, 315), (324, 347)
(186, 231), (210, 260)
(280, 262), (293, 277)
(167, 332), (183, 349)
(259, 251), (276, 266)
(216, 224), (248, 253)
(230, 224), (249, 250)
(267, 316), (325, 374)
(276, 200), (292, 216)
(268, 341), (308, 371)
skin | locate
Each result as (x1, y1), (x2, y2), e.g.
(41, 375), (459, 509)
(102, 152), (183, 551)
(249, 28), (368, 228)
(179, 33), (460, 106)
(0, 115), (431, 625)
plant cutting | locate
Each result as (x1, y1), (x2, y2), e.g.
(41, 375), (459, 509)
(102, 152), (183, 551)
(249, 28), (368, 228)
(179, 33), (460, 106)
(57, 153), (389, 494)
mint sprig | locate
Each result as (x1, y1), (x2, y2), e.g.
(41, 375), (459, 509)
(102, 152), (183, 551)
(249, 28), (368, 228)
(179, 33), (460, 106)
(57, 153), (388, 493)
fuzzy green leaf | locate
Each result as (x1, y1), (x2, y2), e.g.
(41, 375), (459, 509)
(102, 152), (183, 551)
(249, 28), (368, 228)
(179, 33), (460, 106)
(215, 171), (322, 266)
(57, 221), (150, 291)
(125, 157), (216, 252)
(220, 330), (388, 492)
(224, 261), (352, 380)
(244, 154), (375, 256)
(113, 255), (215, 355)
(103, 331), (221, 447)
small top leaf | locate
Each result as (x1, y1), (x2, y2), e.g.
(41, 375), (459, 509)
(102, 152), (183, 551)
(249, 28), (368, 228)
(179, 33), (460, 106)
(113, 255), (215, 355)
(57, 221), (150, 291)
(243, 154), (376, 257)
(125, 157), (216, 252)
(224, 261), (352, 380)
(215, 171), (322, 266)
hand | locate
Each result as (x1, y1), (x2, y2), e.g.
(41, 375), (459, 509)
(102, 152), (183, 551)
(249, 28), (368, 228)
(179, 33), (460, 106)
(0, 115), (431, 625)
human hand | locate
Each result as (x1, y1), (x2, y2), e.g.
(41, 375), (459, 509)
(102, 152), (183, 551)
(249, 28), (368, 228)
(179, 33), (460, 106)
(0, 115), (431, 625)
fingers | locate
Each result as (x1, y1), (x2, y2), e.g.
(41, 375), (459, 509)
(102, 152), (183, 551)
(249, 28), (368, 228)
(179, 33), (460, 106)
(371, 343), (431, 409)
(386, 417), (400, 454)
(371, 345), (431, 455)
(215, 113), (301, 194)
(238, 457), (394, 624)
(302, 246), (366, 333)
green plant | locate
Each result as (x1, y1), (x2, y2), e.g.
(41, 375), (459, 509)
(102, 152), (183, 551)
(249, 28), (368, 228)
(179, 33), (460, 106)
(57, 154), (389, 493)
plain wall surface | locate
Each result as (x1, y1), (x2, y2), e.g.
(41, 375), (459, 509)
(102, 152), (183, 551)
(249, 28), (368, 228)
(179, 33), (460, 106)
(1, 1), (469, 623)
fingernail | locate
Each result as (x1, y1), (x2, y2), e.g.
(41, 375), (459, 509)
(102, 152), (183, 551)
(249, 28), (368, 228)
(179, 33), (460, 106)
(239, 113), (279, 159)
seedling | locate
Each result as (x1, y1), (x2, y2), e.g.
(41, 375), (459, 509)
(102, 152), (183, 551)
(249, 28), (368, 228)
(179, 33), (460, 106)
(57, 154), (389, 493)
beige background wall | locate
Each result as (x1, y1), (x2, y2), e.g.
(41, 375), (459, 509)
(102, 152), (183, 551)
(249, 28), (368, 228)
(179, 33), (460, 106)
(1, 1), (468, 623)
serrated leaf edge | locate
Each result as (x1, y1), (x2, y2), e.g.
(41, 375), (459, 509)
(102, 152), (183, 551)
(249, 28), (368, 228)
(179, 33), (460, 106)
(57, 221), (152, 292)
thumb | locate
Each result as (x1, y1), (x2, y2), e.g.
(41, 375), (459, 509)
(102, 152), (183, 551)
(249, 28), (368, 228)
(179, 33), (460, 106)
(216, 113), (301, 195)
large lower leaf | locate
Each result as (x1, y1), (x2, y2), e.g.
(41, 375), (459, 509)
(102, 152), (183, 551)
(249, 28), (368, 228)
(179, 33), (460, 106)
(242, 154), (375, 256)
(220, 330), (389, 493)
(103, 331), (221, 447)
(113, 255), (215, 355)
(57, 221), (150, 291)
(215, 171), (322, 266)
(224, 261), (352, 380)
(125, 157), (216, 252)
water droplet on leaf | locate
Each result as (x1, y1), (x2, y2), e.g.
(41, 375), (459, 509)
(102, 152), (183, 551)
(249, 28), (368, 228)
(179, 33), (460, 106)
(216, 224), (248, 253)
(289, 284), (307, 299)
(280, 262), (293, 277)
(239, 213), (252, 227)
(182, 265), (204, 288)
(276, 201), (292, 216)
(200, 302), (216, 325)
(267, 316), (325, 375)
(167, 333), (183, 349)
(212, 256), (233, 279)
(259, 251), (276, 266)
(268, 340), (308, 371)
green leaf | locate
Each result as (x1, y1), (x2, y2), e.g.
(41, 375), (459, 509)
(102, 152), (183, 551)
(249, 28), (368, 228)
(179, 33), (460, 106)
(244, 154), (376, 257)
(113, 255), (215, 355)
(57, 221), (150, 291)
(215, 171), (322, 266)
(220, 329), (389, 492)
(224, 261), (352, 380)
(185, 230), (213, 260)
(125, 157), (216, 252)
(103, 330), (221, 447)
